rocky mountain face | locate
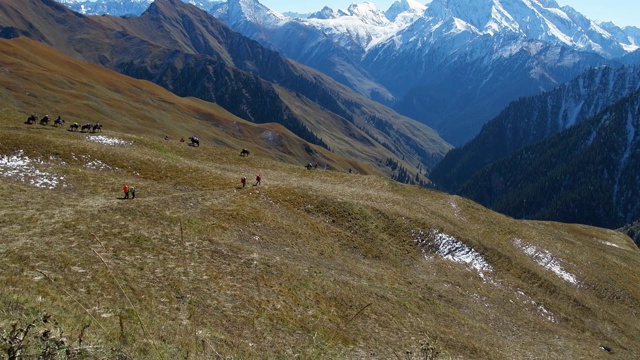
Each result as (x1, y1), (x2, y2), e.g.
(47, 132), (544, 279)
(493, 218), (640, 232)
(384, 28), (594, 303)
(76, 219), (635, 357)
(431, 65), (640, 192)
(458, 90), (640, 230)
(1, 0), (452, 180)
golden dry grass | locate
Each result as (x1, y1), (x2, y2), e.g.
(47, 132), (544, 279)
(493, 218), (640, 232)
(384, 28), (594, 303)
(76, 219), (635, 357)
(2, 37), (640, 360)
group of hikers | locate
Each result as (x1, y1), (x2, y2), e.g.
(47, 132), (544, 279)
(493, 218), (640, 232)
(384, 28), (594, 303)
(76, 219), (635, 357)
(121, 174), (260, 199)
(240, 174), (261, 188)
(122, 184), (137, 199)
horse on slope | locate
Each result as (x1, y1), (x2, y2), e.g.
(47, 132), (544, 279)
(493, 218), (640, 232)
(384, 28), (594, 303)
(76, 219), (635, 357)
(189, 136), (200, 147)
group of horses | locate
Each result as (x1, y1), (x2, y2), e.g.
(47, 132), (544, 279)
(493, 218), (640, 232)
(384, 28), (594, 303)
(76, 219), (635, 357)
(70, 122), (102, 133)
(26, 114), (63, 126)
(26, 115), (256, 156)
(26, 114), (102, 132)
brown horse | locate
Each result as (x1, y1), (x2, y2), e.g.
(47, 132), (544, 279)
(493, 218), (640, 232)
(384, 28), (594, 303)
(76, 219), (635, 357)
(26, 114), (37, 124)
(80, 123), (93, 132)
(69, 123), (79, 131)
(240, 148), (250, 157)
(40, 115), (50, 125)
(92, 123), (102, 132)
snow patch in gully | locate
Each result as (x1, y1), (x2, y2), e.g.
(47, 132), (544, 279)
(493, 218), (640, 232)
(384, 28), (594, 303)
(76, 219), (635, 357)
(512, 238), (579, 285)
(412, 229), (495, 284)
(412, 230), (559, 322)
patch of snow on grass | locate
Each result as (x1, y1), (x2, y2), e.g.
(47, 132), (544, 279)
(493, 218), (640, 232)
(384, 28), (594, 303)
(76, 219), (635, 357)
(85, 159), (115, 171)
(0, 150), (65, 189)
(515, 290), (556, 323)
(413, 229), (495, 283)
(512, 238), (579, 285)
(448, 198), (465, 220)
(596, 239), (623, 249)
(87, 135), (132, 146)
(72, 153), (117, 171)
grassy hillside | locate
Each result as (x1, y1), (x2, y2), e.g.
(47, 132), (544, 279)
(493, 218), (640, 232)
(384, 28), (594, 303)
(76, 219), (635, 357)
(0, 37), (373, 174)
(2, 38), (640, 359)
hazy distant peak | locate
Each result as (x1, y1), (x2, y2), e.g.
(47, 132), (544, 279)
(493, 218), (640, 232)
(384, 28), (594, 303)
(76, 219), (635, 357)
(385, 0), (427, 22)
(308, 6), (338, 20)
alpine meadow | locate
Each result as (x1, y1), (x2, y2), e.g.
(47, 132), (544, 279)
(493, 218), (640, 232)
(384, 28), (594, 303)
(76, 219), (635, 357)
(2, 1), (640, 359)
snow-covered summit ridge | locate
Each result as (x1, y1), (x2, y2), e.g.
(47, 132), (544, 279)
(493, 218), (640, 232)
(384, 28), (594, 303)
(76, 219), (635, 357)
(206, 0), (286, 27)
(385, 0), (427, 22)
(419, 0), (637, 56)
(300, 1), (427, 51)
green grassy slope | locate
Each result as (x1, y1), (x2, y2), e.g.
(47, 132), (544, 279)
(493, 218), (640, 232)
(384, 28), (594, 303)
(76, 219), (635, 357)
(1, 38), (640, 359)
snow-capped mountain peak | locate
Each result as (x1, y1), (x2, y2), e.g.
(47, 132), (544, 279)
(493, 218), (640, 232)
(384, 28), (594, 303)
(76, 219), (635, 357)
(300, 1), (430, 51)
(308, 6), (339, 20)
(418, 0), (634, 56)
(385, 0), (427, 22)
(344, 2), (390, 26)
(209, 0), (288, 30)
(226, 0), (286, 26)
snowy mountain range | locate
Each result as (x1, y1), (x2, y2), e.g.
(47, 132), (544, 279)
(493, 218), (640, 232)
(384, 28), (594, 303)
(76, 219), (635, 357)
(55, 0), (640, 146)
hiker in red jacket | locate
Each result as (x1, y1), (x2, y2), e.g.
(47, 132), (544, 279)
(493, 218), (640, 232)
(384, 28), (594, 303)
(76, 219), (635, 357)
(123, 184), (129, 199)
(255, 174), (261, 186)
(241, 177), (247, 188)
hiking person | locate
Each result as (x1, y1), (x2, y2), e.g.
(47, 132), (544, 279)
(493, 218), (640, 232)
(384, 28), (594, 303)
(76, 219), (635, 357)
(130, 186), (136, 199)
(241, 177), (247, 188)
(123, 184), (129, 199)
(255, 174), (261, 186)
